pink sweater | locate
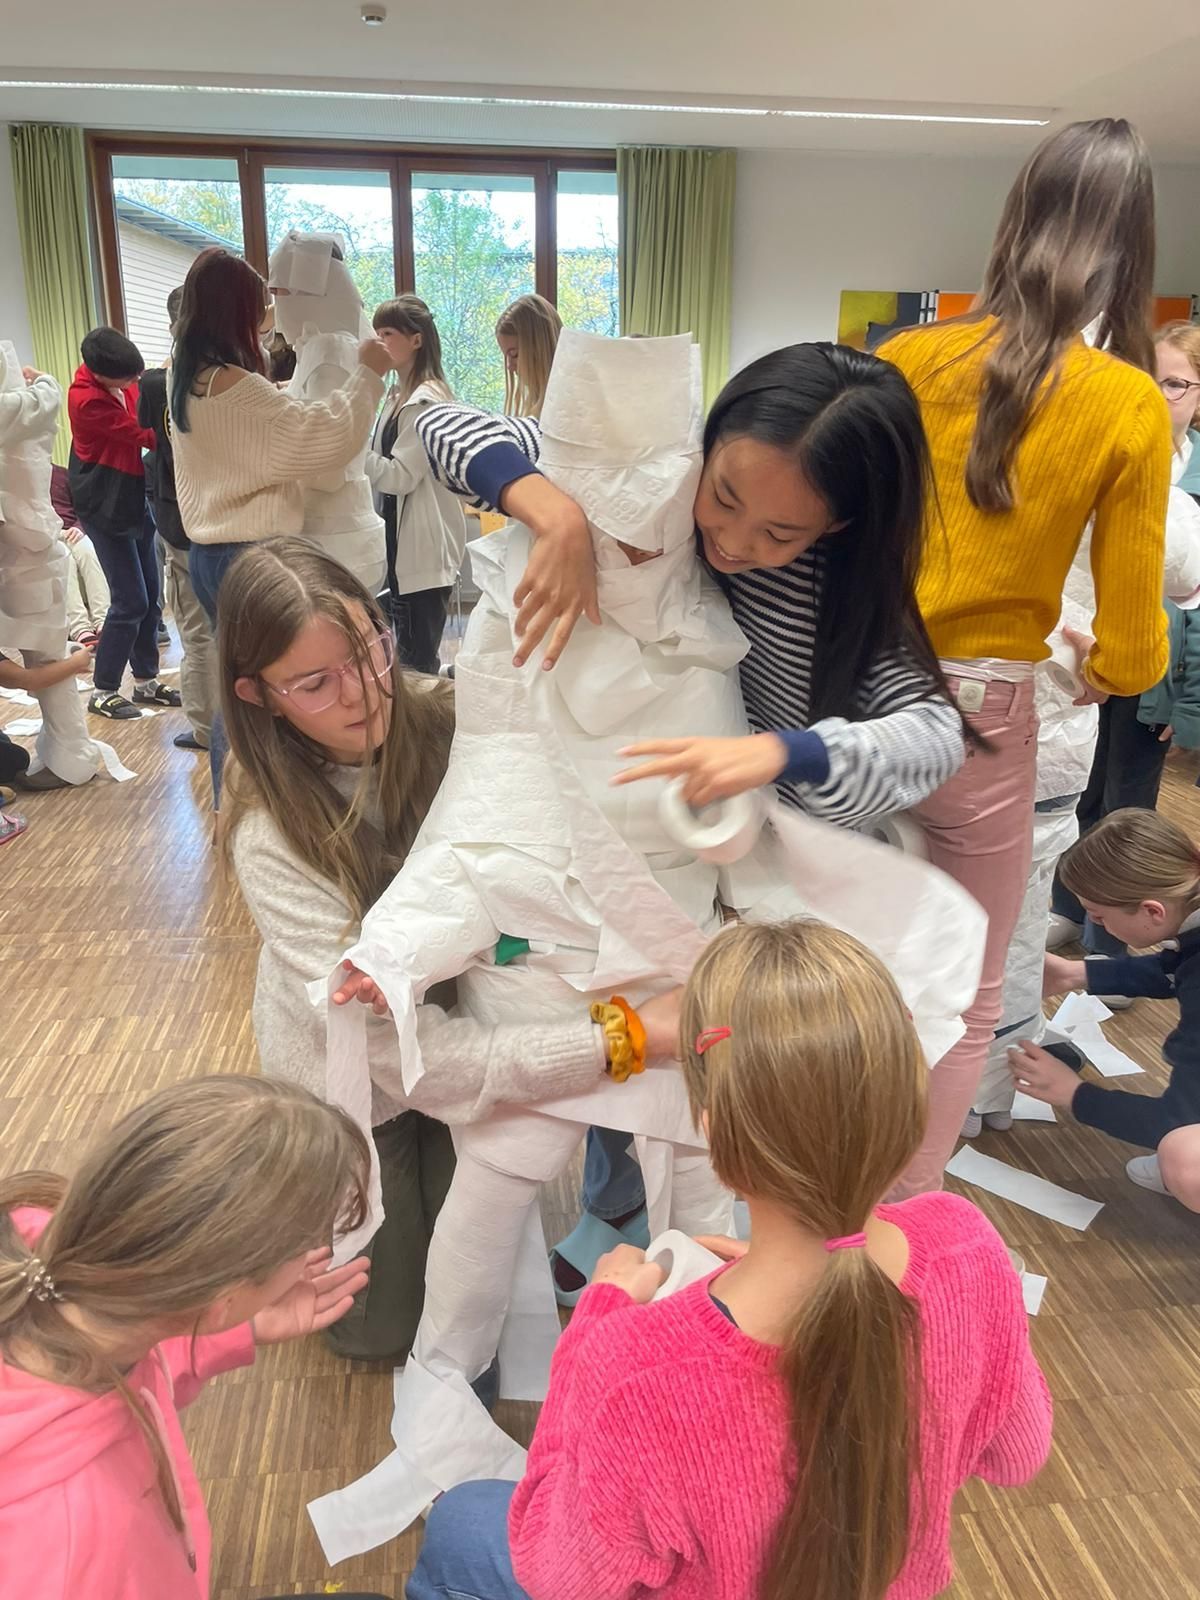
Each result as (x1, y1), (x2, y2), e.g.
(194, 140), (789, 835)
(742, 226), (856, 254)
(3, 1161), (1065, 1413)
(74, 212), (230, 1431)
(0, 1208), (257, 1599)
(510, 1192), (1052, 1600)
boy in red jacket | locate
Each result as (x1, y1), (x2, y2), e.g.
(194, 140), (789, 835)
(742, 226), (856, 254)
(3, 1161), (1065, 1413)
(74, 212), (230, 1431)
(68, 327), (181, 719)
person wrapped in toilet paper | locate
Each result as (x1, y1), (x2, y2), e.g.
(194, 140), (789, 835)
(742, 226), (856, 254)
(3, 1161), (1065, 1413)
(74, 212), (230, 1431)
(268, 232), (386, 596)
(0, 343), (109, 787)
(329, 332), (987, 1419)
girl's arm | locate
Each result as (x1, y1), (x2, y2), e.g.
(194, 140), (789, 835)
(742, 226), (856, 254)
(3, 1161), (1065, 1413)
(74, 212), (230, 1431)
(0, 652), (93, 692)
(1087, 387), (1172, 696)
(509, 1286), (682, 1600)
(253, 363), (386, 481)
(0, 371), (60, 446)
(158, 1323), (257, 1407)
(365, 400), (431, 499)
(231, 814), (608, 1122)
(416, 403), (597, 664)
(799, 652), (965, 826)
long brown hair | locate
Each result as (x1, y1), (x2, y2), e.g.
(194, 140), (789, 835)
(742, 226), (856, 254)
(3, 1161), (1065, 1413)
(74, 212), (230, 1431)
(170, 247), (270, 432)
(373, 294), (454, 408)
(680, 921), (928, 1600)
(218, 538), (455, 921)
(954, 119), (1156, 511)
(1059, 807), (1200, 915)
(0, 1074), (370, 1532)
(496, 293), (562, 416)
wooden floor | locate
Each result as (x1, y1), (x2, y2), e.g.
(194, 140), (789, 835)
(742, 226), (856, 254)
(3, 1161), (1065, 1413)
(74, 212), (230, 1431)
(4, 667), (1200, 1600)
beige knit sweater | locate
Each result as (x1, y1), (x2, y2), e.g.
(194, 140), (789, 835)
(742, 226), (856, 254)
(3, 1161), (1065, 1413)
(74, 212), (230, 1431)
(172, 364), (385, 545)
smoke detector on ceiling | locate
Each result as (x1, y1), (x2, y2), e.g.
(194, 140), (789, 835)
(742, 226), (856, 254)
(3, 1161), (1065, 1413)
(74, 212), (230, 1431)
(361, 3), (387, 23)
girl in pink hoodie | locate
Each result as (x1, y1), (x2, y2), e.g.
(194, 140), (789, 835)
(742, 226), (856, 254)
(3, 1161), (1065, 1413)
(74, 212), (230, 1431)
(0, 1074), (374, 1600)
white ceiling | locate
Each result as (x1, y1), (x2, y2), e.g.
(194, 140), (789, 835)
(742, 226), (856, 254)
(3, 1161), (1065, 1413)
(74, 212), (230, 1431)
(1, 2), (1199, 160)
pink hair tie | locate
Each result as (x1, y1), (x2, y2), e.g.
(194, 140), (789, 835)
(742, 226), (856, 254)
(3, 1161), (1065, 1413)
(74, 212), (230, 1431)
(695, 1027), (732, 1055)
(824, 1232), (868, 1254)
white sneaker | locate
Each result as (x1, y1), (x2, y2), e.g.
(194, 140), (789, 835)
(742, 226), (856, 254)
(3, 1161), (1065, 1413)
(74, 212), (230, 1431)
(983, 1111), (1014, 1132)
(961, 1110), (983, 1138)
(1046, 912), (1083, 950)
(1126, 1155), (1170, 1195)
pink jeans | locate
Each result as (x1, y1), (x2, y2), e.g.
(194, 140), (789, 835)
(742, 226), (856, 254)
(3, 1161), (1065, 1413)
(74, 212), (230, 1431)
(894, 675), (1039, 1197)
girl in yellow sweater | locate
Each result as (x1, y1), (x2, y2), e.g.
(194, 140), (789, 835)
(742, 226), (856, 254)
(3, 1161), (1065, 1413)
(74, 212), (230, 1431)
(882, 117), (1172, 1196)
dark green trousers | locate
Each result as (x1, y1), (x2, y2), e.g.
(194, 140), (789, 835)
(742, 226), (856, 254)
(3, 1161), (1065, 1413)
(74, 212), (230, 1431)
(325, 1110), (456, 1362)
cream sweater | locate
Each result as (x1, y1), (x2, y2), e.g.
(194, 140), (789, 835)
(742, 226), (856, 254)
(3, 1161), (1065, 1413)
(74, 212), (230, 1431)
(172, 364), (385, 546)
(230, 763), (607, 1127)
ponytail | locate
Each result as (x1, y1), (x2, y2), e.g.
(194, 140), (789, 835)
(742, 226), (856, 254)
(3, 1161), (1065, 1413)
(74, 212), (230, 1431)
(767, 1251), (920, 1600)
(0, 1172), (187, 1532)
(679, 920), (929, 1600)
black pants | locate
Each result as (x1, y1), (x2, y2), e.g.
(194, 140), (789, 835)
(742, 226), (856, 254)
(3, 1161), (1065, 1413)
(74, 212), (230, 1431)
(324, 1109), (456, 1363)
(86, 507), (161, 692)
(0, 729), (30, 784)
(1051, 693), (1169, 953)
(391, 586), (452, 676)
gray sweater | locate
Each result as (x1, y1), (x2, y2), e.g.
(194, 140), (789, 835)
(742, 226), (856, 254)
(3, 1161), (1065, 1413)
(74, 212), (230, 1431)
(230, 764), (606, 1126)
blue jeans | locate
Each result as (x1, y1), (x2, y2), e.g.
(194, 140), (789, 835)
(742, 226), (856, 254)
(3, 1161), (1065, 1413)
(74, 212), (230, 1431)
(189, 542), (247, 805)
(581, 1127), (645, 1220)
(406, 1481), (528, 1600)
(86, 509), (160, 692)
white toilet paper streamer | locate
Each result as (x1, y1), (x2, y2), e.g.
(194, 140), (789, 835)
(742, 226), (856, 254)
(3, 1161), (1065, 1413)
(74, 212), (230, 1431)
(657, 780), (764, 865)
(646, 1229), (724, 1299)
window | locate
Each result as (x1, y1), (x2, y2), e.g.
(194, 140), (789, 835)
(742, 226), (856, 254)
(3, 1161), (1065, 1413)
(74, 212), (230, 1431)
(263, 166), (394, 313)
(110, 154), (243, 366)
(412, 171), (537, 411)
(557, 171), (620, 338)
(92, 140), (618, 392)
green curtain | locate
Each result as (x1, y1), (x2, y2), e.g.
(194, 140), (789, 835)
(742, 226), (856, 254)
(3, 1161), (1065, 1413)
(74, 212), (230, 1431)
(10, 124), (98, 465)
(617, 146), (736, 410)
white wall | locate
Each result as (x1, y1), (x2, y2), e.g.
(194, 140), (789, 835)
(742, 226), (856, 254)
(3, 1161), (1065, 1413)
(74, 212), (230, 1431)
(730, 149), (1200, 369)
(0, 131), (34, 361)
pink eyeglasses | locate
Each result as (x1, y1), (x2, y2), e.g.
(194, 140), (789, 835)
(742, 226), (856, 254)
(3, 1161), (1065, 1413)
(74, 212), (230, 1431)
(264, 630), (395, 714)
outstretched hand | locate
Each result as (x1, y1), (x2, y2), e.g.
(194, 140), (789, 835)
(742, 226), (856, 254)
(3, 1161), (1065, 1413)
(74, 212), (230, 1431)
(252, 1247), (370, 1345)
(614, 733), (787, 807)
(332, 960), (390, 1016)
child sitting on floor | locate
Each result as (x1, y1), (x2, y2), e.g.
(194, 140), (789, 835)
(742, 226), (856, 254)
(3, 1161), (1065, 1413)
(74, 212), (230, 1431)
(1014, 807), (1200, 1197)
(0, 1074), (373, 1600)
(408, 919), (1051, 1600)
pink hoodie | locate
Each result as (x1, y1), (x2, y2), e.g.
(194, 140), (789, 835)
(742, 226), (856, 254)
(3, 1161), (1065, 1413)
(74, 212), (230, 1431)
(0, 1208), (256, 1599)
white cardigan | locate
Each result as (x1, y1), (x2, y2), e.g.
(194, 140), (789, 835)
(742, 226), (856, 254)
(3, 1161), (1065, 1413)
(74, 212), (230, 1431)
(366, 380), (468, 595)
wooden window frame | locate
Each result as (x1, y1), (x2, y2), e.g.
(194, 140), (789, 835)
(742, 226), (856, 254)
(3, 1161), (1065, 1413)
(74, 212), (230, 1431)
(88, 131), (615, 333)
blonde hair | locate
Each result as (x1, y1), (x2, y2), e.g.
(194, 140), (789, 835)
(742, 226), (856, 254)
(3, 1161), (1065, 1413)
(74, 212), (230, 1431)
(1155, 320), (1200, 431)
(679, 920), (928, 1600)
(218, 539), (455, 922)
(937, 118), (1156, 513)
(373, 294), (454, 408)
(1060, 807), (1200, 914)
(0, 1074), (370, 1532)
(495, 293), (562, 417)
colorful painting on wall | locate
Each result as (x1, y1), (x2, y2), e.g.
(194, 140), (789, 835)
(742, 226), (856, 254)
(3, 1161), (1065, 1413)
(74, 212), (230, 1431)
(837, 291), (1199, 352)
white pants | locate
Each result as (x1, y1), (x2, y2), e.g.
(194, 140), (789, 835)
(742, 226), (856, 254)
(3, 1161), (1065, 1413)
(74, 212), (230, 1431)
(975, 796), (1081, 1114)
(414, 1108), (732, 1384)
(22, 649), (100, 785)
(64, 536), (110, 636)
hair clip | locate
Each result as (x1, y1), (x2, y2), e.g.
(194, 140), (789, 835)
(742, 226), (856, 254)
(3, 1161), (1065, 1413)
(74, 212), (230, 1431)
(19, 1257), (63, 1303)
(695, 1026), (732, 1055)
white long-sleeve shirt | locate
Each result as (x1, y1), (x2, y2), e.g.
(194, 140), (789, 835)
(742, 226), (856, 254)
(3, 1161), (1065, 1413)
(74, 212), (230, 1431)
(366, 380), (468, 594)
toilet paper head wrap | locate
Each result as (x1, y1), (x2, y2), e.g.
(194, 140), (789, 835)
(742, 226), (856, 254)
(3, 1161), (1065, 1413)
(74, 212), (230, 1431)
(537, 330), (703, 558)
(0, 341), (22, 395)
(268, 231), (371, 345)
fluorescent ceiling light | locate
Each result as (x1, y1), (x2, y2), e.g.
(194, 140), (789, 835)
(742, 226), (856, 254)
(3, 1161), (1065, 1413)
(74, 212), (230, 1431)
(0, 77), (1051, 127)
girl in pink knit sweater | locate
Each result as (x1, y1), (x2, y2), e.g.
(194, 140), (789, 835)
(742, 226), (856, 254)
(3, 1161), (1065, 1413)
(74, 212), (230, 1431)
(408, 919), (1052, 1600)
(0, 1074), (378, 1600)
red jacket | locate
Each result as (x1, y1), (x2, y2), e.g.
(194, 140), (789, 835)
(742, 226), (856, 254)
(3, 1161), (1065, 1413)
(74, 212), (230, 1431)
(67, 365), (155, 536)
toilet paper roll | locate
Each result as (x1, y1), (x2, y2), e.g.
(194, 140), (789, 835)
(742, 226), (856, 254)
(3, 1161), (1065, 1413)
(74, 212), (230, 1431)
(657, 779), (765, 864)
(1043, 635), (1085, 699)
(858, 812), (929, 860)
(646, 1229), (724, 1300)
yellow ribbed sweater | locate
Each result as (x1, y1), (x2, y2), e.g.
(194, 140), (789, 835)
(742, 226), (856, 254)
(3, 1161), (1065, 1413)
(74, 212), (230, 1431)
(882, 317), (1172, 698)
(172, 365), (384, 546)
